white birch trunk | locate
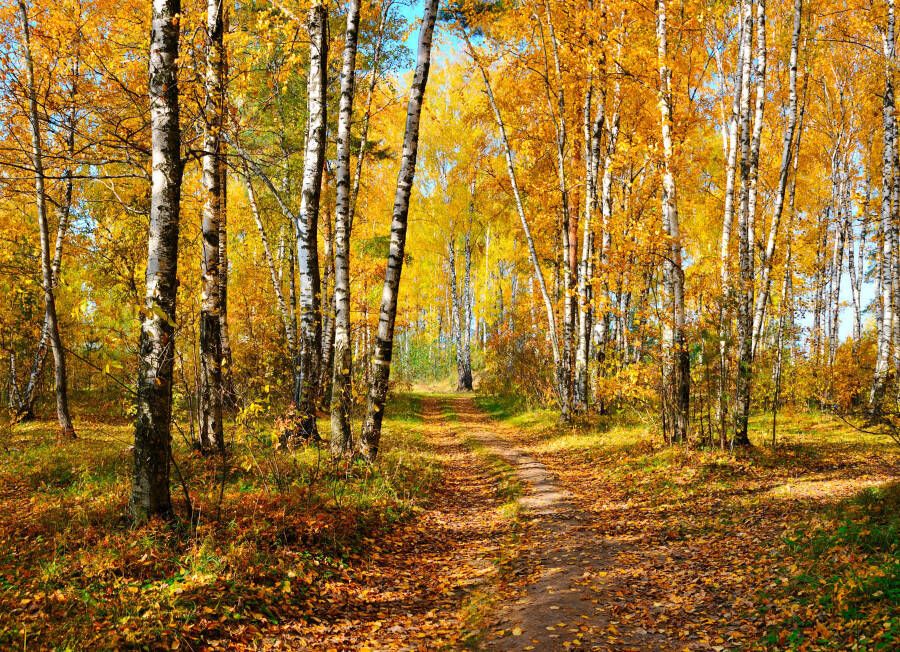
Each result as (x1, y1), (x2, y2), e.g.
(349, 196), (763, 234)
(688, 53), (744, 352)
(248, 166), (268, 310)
(198, 0), (225, 453)
(331, 0), (362, 456)
(733, 0), (761, 447)
(751, 0), (801, 356)
(656, 0), (689, 444)
(133, 0), (183, 520)
(359, 0), (439, 461)
(873, 0), (896, 408)
(291, 2), (328, 444)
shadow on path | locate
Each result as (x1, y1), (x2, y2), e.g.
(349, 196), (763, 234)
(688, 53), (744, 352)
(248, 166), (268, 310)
(446, 396), (673, 651)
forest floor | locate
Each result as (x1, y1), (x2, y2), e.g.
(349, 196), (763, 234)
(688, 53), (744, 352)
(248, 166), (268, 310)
(1, 391), (898, 650)
(472, 395), (900, 651)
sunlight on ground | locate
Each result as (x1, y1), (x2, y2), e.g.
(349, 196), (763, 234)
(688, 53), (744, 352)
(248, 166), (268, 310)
(475, 392), (900, 651)
(765, 476), (894, 501)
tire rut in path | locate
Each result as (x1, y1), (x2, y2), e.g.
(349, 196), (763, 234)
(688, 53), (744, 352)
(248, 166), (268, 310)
(449, 396), (671, 651)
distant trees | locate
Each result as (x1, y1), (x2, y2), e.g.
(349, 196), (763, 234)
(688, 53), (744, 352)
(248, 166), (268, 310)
(448, 232), (473, 392)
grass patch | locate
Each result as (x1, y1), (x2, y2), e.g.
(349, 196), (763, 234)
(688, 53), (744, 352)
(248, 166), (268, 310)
(768, 482), (900, 650)
(464, 436), (522, 517)
(0, 393), (442, 649)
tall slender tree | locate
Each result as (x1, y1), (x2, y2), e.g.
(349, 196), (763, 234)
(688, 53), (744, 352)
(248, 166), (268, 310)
(291, 1), (328, 444)
(17, 0), (76, 438)
(656, 0), (689, 444)
(734, 0), (766, 446)
(872, 0), (897, 409)
(751, 0), (802, 356)
(331, 0), (362, 457)
(133, 0), (183, 520)
(198, 0), (226, 454)
(359, 0), (439, 461)
(465, 33), (564, 411)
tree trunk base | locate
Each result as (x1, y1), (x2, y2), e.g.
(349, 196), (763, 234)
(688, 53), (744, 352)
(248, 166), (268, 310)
(13, 408), (36, 424)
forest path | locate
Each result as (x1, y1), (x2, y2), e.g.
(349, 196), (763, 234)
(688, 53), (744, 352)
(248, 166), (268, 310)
(444, 395), (672, 651)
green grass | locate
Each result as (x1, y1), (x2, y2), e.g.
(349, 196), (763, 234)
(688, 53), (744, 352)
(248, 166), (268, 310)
(0, 393), (444, 649)
(773, 482), (900, 650)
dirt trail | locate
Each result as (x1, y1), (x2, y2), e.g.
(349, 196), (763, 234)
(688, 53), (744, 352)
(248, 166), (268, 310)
(446, 396), (671, 651)
(257, 395), (513, 649)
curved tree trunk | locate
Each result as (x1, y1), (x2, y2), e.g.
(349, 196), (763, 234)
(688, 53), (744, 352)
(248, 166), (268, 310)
(18, 0), (76, 438)
(465, 33), (564, 409)
(15, 56), (79, 424)
(244, 163), (295, 352)
(751, 0), (802, 357)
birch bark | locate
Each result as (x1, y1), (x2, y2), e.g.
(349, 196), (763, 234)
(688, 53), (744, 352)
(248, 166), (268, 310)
(18, 0), (76, 438)
(243, 164), (295, 352)
(359, 0), (438, 461)
(751, 0), (801, 356)
(133, 0), (183, 520)
(291, 2), (328, 444)
(734, 0), (764, 446)
(872, 0), (896, 408)
(656, 0), (689, 444)
(16, 51), (78, 423)
(199, 0), (226, 453)
(331, 0), (362, 456)
(717, 3), (749, 444)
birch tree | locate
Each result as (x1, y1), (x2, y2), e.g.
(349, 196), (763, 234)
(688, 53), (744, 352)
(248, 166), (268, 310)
(448, 234), (473, 391)
(11, 11), (80, 425)
(717, 3), (749, 443)
(464, 32), (564, 411)
(734, 0), (766, 447)
(133, 0), (183, 520)
(17, 0), (75, 438)
(291, 1), (328, 444)
(540, 0), (575, 420)
(751, 0), (802, 356)
(331, 0), (362, 457)
(244, 163), (295, 353)
(198, 0), (226, 453)
(359, 0), (439, 461)
(872, 0), (897, 409)
(656, 0), (689, 444)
